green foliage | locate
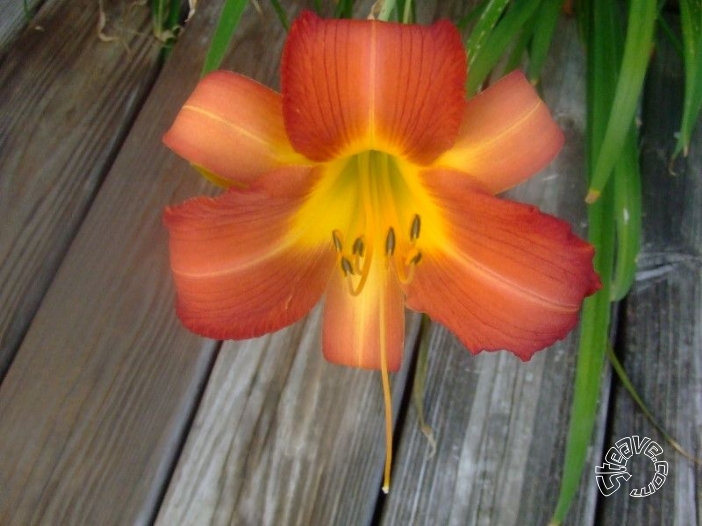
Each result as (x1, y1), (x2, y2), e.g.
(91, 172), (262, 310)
(201, 0), (248, 76)
(586, 0), (656, 202)
(526, 0), (563, 82)
(151, 0), (182, 44)
(464, 0), (511, 93)
(466, 0), (540, 94)
(334, 0), (355, 19)
(269, 0), (290, 30)
(676, 0), (702, 156)
(551, 188), (615, 524)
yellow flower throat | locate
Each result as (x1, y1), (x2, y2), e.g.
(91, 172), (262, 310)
(296, 150), (437, 294)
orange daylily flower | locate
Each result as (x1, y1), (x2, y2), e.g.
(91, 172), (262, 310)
(163, 12), (600, 489)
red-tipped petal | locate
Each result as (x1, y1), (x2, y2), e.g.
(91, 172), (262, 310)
(164, 71), (305, 187)
(322, 258), (405, 371)
(405, 171), (600, 360)
(164, 167), (334, 339)
(282, 11), (466, 164)
(436, 71), (564, 194)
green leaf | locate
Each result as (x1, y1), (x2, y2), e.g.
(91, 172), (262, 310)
(464, 0), (510, 91)
(606, 345), (702, 464)
(457, 0), (487, 32)
(610, 124), (641, 301)
(586, 0), (656, 202)
(550, 184), (615, 525)
(268, 0), (289, 30)
(674, 0), (702, 157)
(334, 0), (354, 19)
(526, 0), (563, 83)
(201, 0), (249, 77)
(378, 0), (398, 22)
(466, 0), (541, 95)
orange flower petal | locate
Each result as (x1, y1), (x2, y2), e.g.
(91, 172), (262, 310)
(404, 171), (600, 360)
(163, 71), (305, 187)
(436, 71), (564, 194)
(163, 167), (335, 339)
(322, 259), (405, 371)
(282, 11), (466, 165)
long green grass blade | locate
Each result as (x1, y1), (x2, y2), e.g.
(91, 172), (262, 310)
(503, 23), (533, 74)
(610, 124), (641, 301)
(166, 0), (180, 30)
(674, 0), (702, 157)
(268, 0), (289, 30)
(526, 0), (563, 83)
(464, 0), (510, 87)
(23, 0), (34, 19)
(606, 345), (701, 464)
(401, 0), (414, 24)
(550, 187), (615, 525)
(201, 0), (248, 76)
(586, 0), (656, 202)
(657, 15), (684, 58)
(457, 0), (487, 32)
(467, 0), (542, 95)
(334, 0), (354, 19)
(151, 0), (165, 34)
(378, 0), (398, 22)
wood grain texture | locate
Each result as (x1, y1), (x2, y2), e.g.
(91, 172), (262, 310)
(0, 0), (161, 378)
(598, 26), (702, 525)
(380, 20), (607, 526)
(156, 308), (422, 526)
(0, 1), (241, 524)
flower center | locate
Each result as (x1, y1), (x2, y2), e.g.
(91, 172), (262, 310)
(292, 150), (439, 493)
(324, 151), (424, 295)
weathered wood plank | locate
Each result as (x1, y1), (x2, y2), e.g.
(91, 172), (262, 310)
(0, 1), (248, 524)
(380, 20), (607, 526)
(0, 0), (162, 378)
(597, 26), (702, 525)
(156, 307), (422, 526)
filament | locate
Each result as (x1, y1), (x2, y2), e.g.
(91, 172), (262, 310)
(379, 280), (393, 494)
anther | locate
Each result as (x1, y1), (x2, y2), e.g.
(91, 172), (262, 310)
(332, 231), (343, 253)
(410, 214), (421, 241)
(404, 248), (423, 267)
(352, 237), (365, 256)
(340, 257), (354, 276)
(385, 227), (396, 256)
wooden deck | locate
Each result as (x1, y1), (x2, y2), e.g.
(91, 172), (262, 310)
(0, 1), (699, 525)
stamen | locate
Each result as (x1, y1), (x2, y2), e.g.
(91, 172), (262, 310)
(396, 249), (422, 285)
(385, 227), (396, 256)
(340, 257), (354, 276)
(410, 214), (421, 241)
(332, 230), (343, 253)
(347, 243), (374, 297)
(352, 237), (365, 257)
(379, 286), (393, 494)
(409, 251), (422, 266)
